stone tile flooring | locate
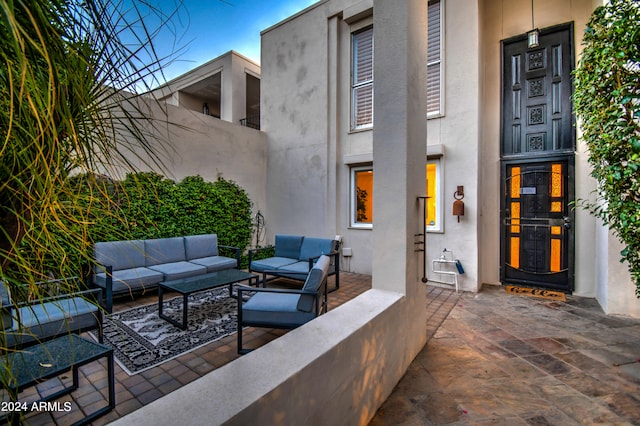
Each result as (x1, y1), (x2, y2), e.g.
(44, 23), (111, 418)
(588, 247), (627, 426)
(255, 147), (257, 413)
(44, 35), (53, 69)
(371, 285), (640, 425)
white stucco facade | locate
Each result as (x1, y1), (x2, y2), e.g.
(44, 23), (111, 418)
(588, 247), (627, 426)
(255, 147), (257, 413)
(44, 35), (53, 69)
(259, 0), (640, 317)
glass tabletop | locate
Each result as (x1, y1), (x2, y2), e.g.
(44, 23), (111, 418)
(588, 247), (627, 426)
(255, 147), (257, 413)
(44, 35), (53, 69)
(161, 269), (257, 294)
(0, 334), (111, 390)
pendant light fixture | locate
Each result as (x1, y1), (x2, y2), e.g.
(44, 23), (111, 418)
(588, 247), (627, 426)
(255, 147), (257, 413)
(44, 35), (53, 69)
(527, 0), (539, 48)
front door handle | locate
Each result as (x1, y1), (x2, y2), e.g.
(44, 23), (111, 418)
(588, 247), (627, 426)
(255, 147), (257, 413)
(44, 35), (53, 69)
(563, 216), (571, 230)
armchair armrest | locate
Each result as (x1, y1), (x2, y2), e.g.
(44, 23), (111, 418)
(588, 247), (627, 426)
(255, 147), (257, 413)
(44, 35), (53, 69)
(93, 264), (115, 313)
(219, 245), (241, 268)
(308, 250), (340, 291)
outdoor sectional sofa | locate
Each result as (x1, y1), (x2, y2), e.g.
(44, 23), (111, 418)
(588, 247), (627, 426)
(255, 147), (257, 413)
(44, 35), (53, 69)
(93, 234), (240, 312)
(248, 234), (340, 291)
(0, 278), (103, 351)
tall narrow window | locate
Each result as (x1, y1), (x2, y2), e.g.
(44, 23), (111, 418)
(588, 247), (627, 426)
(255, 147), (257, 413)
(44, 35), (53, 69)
(426, 159), (443, 232)
(351, 166), (374, 228)
(352, 26), (374, 129)
(427, 0), (443, 117)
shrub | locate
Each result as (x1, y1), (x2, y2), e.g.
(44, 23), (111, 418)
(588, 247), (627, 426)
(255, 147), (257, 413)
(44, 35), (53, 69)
(10, 173), (254, 293)
(573, 0), (640, 295)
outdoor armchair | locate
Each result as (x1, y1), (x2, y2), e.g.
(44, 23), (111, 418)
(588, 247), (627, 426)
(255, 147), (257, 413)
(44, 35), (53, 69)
(237, 255), (330, 354)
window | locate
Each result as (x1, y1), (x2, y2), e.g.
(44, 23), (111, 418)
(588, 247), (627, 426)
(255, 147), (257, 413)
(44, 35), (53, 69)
(426, 159), (442, 232)
(352, 26), (374, 129)
(427, 0), (443, 117)
(351, 166), (374, 228)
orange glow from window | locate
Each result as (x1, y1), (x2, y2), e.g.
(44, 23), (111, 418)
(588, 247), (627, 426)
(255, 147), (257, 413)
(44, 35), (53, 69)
(510, 237), (520, 268)
(511, 202), (520, 233)
(550, 239), (561, 272)
(511, 167), (521, 199)
(551, 164), (562, 197)
(354, 170), (373, 223)
(426, 163), (437, 227)
(551, 226), (562, 235)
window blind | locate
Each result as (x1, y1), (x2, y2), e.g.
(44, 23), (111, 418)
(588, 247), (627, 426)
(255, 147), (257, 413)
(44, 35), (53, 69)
(427, 1), (441, 115)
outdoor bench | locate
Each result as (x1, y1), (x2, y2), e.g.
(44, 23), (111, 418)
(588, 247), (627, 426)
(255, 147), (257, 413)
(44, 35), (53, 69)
(93, 234), (240, 312)
(248, 234), (340, 291)
(0, 278), (103, 351)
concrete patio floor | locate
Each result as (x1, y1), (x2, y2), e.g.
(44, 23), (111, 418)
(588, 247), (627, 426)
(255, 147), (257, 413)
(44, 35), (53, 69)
(17, 274), (640, 425)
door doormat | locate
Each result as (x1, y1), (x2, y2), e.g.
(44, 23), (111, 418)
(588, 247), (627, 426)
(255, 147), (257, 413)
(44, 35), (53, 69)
(505, 285), (566, 302)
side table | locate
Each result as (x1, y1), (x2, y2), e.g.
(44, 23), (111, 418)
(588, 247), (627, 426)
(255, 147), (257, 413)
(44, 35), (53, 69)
(0, 334), (115, 426)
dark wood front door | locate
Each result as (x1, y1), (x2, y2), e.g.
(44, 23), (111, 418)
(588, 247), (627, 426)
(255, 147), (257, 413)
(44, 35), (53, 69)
(500, 24), (575, 292)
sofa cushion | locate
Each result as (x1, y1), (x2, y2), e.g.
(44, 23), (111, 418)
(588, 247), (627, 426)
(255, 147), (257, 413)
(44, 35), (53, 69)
(297, 255), (330, 312)
(184, 234), (219, 259)
(94, 267), (164, 293)
(273, 235), (304, 259)
(94, 240), (146, 271)
(147, 261), (207, 281)
(250, 257), (299, 273)
(298, 237), (335, 262)
(190, 256), (237, 273)
(145, 237), (186, 267)
(6, 297), (100, 348)
(242, 293), (316, 328)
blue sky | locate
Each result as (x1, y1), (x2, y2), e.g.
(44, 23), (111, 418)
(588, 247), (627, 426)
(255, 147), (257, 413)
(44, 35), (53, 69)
(143, 0), (318, 82)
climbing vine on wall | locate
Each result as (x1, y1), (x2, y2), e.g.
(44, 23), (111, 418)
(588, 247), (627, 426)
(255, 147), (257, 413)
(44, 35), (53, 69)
(573, 0), (640, 295)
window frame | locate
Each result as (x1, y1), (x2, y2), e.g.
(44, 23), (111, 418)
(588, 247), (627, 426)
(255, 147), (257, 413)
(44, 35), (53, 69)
(427, 0), (444, 118)
(350, 165), (374, 229)
(351, 26), (374, 130)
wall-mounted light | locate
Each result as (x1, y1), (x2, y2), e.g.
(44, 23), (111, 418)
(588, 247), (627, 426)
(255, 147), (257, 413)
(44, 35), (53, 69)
(203, 103), (209, 115)
(527, 0), (539, 48)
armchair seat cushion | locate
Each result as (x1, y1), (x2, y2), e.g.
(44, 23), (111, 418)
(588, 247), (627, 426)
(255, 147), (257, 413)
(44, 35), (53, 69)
(147, 261), (207, 281)
(242, 293), (316, 328)
(190, 256), (237, 272)
(94, 267), (164, 293)
(250, 257), (299, 273)
(275, 261), (312, 277)
(5, 297), (100, 348)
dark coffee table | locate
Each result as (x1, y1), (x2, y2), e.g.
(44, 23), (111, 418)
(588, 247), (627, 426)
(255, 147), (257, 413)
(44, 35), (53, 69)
(0, 334), (114, 426)
(158, 269), (259, 330)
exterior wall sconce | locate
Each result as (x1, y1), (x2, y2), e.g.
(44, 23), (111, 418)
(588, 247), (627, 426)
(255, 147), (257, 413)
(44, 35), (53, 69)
(452, 185), (465, 223)
(203, 103), (209, 115)
(528, 29), (540, 48)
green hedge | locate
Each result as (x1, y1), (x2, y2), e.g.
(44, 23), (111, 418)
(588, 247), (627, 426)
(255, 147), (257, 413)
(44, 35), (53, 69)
(11, 173), (253, 294)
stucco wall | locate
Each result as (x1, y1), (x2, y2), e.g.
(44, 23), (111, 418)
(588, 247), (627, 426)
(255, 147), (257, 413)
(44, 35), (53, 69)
(261, 0), (350, 247)
(111, 100), (267, 224)
(424, 0), (481, 292)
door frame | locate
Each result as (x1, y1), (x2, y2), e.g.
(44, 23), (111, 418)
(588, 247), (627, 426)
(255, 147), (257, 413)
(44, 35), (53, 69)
(500, 154), (575, 292)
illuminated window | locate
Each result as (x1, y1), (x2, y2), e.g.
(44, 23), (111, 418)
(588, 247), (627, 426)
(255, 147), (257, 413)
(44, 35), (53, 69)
(352, 26), (373, 130)
(427, 0), (443, 117)
(351, 166), (374, 228)
(426, 159), (443, 232)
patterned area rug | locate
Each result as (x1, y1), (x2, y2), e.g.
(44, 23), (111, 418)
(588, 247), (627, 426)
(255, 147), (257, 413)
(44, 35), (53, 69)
(100, 286), (246, 375)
